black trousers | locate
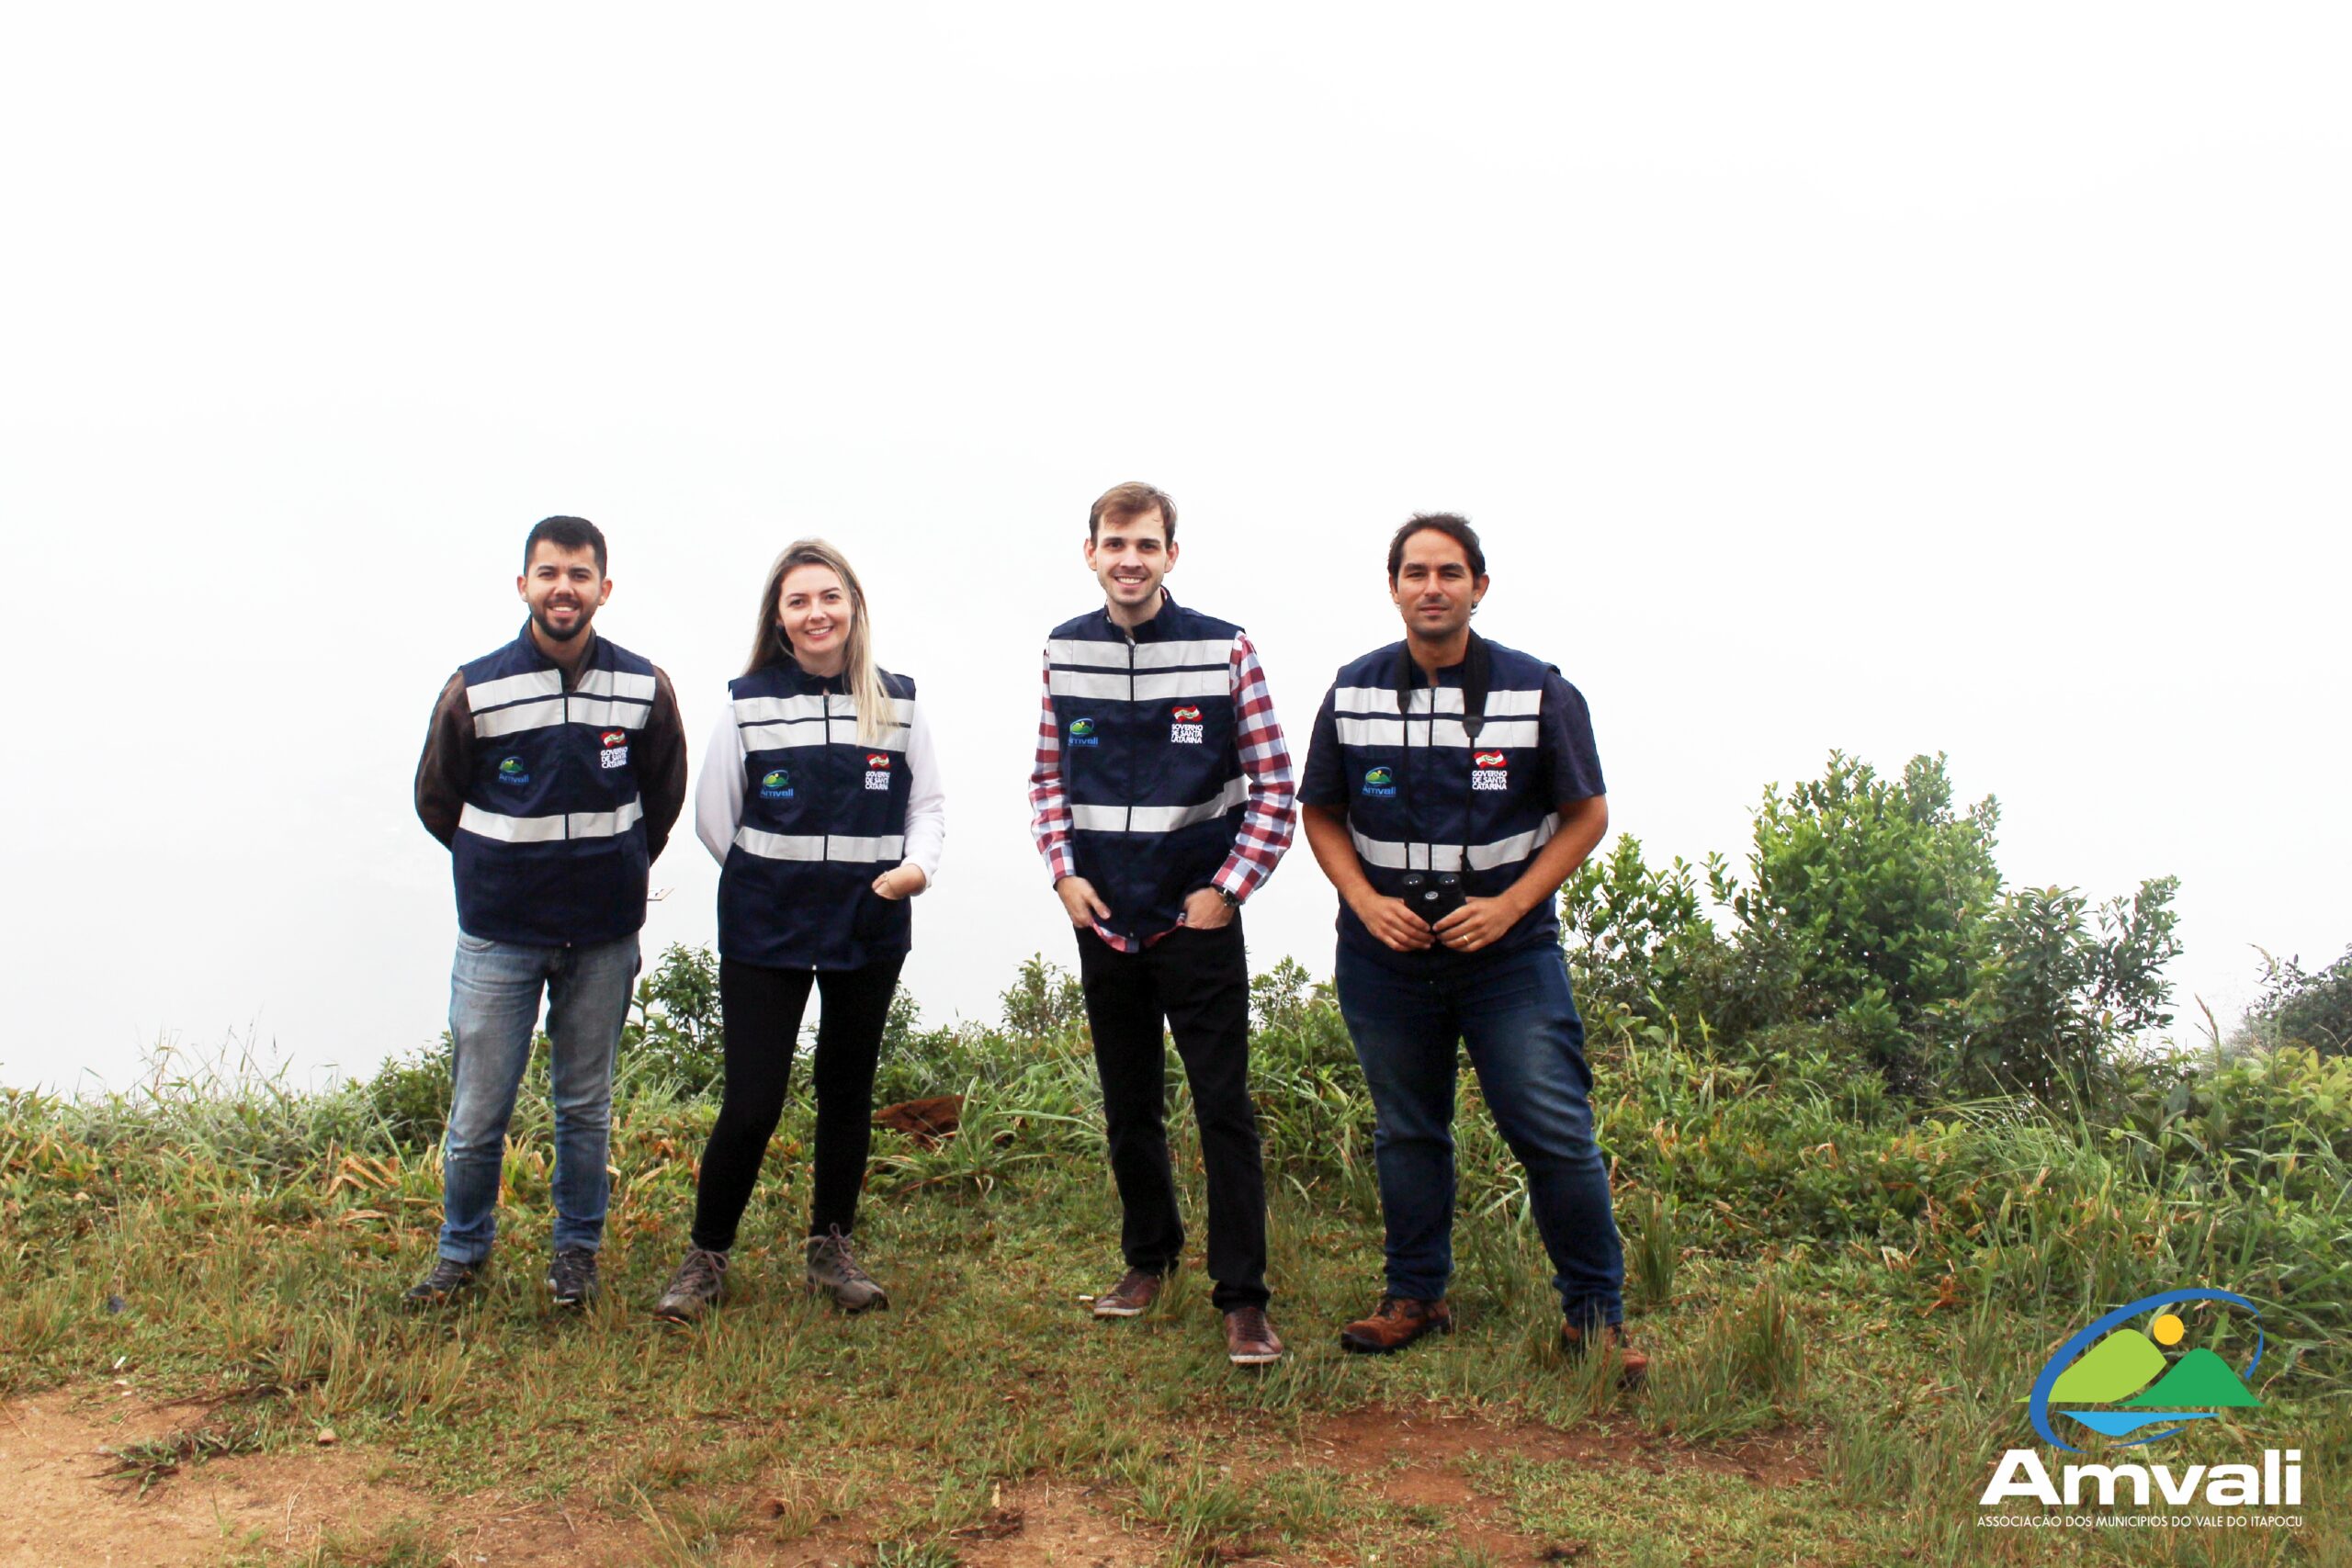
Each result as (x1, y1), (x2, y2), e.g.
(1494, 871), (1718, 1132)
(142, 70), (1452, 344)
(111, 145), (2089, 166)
(1076, 919), (1270, 1311)
(689, 953), (905, 1253)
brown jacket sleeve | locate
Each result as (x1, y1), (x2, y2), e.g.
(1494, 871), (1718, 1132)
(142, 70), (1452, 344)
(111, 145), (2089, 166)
(636, 668), (689, 863)
(414, 671), (472, 848)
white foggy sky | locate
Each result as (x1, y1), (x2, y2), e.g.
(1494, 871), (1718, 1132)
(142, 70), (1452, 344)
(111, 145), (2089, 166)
(3, 6), (2345, 1090)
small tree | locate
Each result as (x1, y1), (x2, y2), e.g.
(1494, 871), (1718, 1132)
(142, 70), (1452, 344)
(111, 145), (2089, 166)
(2244, 946), (2352, 1058)
(1730, 752), (2001, 1086)
(1559, 835), (1718, 1021)
(623, 943), (724, 1096)
(1950, 878), (2182, 1097)
(1001, 953), (1085, 1040)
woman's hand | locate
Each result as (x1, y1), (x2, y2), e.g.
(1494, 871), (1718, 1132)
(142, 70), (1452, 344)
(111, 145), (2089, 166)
(871, 864), (928, 900)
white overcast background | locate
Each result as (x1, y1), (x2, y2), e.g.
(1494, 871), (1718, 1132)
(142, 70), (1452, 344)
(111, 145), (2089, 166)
(3, 6), (2345, 1091)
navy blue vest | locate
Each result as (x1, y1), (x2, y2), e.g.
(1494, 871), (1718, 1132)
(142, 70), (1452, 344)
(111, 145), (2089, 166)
(1046, 594), (1246, 942)
(718, 661), (918, 970)
(1326, 636), (1564, 967)
(452, 626), (657, 946)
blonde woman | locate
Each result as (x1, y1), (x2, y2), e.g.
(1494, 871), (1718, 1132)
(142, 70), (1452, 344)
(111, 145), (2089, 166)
(653, 540), (944, 1322)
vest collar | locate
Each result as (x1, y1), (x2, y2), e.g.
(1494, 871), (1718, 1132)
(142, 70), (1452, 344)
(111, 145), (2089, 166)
(1098, 589), (1184, 641)
(767, 654), (850, 694)
(1391, 629), (1493, 743)
(514, 621), (602, 682)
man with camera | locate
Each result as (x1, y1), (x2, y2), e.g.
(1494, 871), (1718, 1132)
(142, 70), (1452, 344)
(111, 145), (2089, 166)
(1297, 513), (1643, 1381)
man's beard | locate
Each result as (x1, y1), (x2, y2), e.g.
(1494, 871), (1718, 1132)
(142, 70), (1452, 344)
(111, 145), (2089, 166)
(531, 603), (593, 643)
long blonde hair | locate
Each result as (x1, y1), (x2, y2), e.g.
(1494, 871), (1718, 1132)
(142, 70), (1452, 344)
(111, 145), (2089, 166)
(743, 538), (893, 743)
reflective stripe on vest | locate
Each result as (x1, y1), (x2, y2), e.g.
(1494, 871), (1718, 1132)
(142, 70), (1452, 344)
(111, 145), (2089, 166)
(731, 828), (908, 864)
(1329, 685), (1544, 716)
(467, 667), (658, 739)
(1332, 716), (1543, 750)
(1047, 637), (1234, 671)
(1348, 814), (1559, 873)
(1068, 773), (1250, 835)
(733, 693), (914, 752)
(459, 798), (646, 843)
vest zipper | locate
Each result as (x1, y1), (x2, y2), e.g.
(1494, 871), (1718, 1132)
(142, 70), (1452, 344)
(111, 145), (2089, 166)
(560, 657), (577, 842)
(1123, 631), (1137, 834)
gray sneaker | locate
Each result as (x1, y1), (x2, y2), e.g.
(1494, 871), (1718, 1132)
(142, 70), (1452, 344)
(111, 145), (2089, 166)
(652, 1247), (729, 1324)
(805, 1228), (888, 1313)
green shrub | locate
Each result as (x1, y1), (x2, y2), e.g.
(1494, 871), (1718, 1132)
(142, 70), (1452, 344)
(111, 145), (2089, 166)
(1731, 751), (2002, 1086)
(621, 942), (724, 1096)
(1569, 750), (2184, 1103)
(363, 1043), (453, 1150)
(2243, 944), (2352, 1057)
(1000, 952), (1086, 1041)
(1558, 835), (1717, 1021)
(1943, 875), (2182, 1099)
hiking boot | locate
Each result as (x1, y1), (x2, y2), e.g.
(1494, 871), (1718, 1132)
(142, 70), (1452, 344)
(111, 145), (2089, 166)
(805, 1228), (888, 1313)
(402, 1256), (484, 1308)
(1091, 1267), (1168, 1319)
(545, 1247), (599, 1307)
(1561, 1321), (1650, 1386)
(1338, 1295), (1453, 1355)
(652, 1247), (729, 1324)
(1224, 1305), (1284, 1367)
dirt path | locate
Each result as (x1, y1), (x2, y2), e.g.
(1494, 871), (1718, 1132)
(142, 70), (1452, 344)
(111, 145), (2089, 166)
(0, 1391), (642, 1568)
(0, 1390), (1818, 1566)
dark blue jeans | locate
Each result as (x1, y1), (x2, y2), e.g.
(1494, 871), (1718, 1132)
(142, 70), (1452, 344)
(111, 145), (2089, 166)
(1335, 941), (1623, 1328)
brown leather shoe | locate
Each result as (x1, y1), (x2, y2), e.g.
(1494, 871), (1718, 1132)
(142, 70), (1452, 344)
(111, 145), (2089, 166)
(1338, 1295), (1453, 1355)
(1224, 1306), (1284, 1366)
(1091, 1267), (1168, 1318)
(1561, 1322), (1650, 1386)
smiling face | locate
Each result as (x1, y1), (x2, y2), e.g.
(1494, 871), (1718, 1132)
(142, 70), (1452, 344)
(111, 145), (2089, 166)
(516, 540), (610, 645)
(776, 561), (854, 672)
(1388, 526), (1488, 645)
(1084, 506), (1177, 619)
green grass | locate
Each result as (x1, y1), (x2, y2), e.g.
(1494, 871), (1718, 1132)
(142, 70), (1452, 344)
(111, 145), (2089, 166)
(6, 966), (2348, 1566)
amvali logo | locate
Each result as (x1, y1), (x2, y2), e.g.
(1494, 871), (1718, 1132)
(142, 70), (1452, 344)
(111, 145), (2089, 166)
(1980, 1288), (2301, 1514)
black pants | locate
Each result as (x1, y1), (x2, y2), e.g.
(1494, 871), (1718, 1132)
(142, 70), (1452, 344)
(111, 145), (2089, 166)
(1076, 919), (1269, 1311)
(689, 953), (905, 1253)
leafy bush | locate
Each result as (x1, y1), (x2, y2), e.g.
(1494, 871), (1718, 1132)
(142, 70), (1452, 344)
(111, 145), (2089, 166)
(1566, 750), (2183, 1103)
(1559, 835), (1720, 1023)
(1944, 878), (2180, 1099)
(2242, 944), (2352, 1057)
(364, 1042), (453, 1149)
(1730, 751), (2002, 1084)
(1000, 952), (1086, 1041)
(621, 942), (724, 1096)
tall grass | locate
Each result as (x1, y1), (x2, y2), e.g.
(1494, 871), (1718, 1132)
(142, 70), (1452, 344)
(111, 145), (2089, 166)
(5, 953), (2345, 1562)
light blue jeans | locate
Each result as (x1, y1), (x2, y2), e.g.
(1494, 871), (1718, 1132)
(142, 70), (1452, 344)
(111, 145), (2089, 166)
(438, 931), (639, 1264)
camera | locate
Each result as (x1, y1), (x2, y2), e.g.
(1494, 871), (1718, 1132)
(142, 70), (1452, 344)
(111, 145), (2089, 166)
(1398, 871), (1465, 926)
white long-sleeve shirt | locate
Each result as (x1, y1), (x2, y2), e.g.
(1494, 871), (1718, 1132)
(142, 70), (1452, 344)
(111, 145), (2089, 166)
(694, 700), (946, 885)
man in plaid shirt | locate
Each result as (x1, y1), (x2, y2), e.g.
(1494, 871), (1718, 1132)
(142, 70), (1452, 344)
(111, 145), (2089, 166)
(1029, 480), (1296, 1367)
